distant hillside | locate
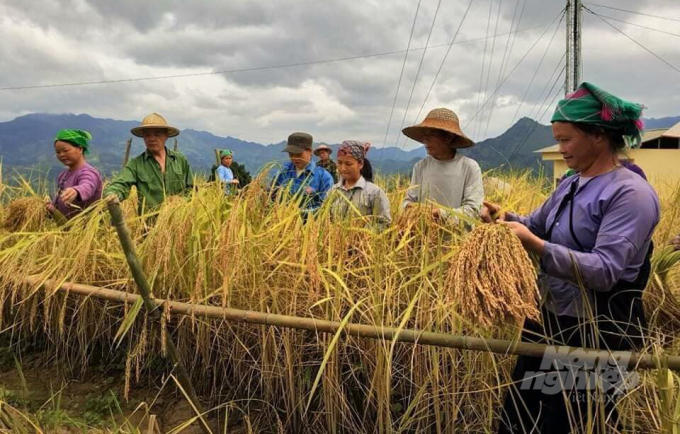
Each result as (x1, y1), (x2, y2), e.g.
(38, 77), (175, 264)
(461, 117), (554, 172)
(4, 112), (674, 179)
(644, 116), (680, 130)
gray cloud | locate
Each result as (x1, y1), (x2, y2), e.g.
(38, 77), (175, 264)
(0, 0), (679, 148)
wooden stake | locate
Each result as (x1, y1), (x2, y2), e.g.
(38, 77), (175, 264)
(173, 138), (178, 152)
(122, 138), (133, 169)
(105, 197), (213, 434)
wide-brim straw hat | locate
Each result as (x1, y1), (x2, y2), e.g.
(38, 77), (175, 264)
(313, 144), (333, 156)
(402, 108), (474, 149)
(131, 113), (180, 138)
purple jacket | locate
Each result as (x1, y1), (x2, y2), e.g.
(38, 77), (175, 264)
(54, 163), (103, 218)
(507, 167), (660, 317)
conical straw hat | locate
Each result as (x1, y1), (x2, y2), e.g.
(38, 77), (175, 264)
(402, 108), (474, 148)
(131, 113), (180, 138)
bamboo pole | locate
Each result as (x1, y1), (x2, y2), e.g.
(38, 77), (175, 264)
(105, 197), (213, 434)
(214, 148), (220, 166)
(173, 138), (178, 152)
(122, 138), (133, 169)
(24, 276), (680, 372)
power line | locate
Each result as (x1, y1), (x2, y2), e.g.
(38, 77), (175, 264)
(526, 52), (566, 122)
(0, 20), (544, 93)
(405, 0), (476, 140)
(381, 0), (422, 149)
(585, 2), (680, 24)
(475, 0), (495, 140)
(485, 0), (523, 136)
(506, 64), (565, 162)
(509, 13), (565, 127)
(586, 9), (680, 74)
(394, 0), (444, 147)
(463, 9), (565, 130)
(588, 12), (680, 38)
(479, 0), (505, 138)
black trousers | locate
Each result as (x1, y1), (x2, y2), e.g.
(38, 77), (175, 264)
(497, 307), (638, 434)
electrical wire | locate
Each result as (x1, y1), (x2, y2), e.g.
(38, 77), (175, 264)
(588, 12), (680, 38)
(394, 0), (444, 147)
(0, 20), (545, 93)
(586, 8), (680, 74)
(381, 0), (422, 149)
(463, 9), (565, 130)
(403, 0), (476, 143)
(585, 2), (680, 24)
(509, 13), (565, 127)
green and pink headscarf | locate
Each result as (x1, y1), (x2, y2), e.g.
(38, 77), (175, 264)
(55, 129), (92, 155)
(551, 82), (645, 148)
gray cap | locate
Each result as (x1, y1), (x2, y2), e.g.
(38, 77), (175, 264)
(283, 132), (313, 154)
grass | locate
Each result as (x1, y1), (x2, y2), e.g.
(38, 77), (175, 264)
(0, 168), (678, 432)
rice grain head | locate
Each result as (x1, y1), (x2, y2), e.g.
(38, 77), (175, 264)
(446, 223), (540, 327)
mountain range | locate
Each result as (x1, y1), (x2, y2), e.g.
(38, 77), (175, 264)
(1, 113), (678, 179)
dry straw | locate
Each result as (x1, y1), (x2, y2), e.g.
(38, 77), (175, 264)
(2, 197), (48, 232)
(447, 223), (540, 327)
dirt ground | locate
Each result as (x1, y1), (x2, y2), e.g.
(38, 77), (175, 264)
(0, 350), (222, 433)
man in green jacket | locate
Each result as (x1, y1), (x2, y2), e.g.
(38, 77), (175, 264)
(104, 113), (193, 214)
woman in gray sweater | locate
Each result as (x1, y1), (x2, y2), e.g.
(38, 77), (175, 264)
(401, 108), (484, 222)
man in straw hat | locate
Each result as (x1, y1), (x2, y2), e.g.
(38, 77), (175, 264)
(104, 113), (193, 214)
(272, 132), (333, 213)
(313, 143), (338, 183)
(401, 108), (483, 222)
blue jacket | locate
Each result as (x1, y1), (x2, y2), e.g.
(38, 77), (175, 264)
(273, 161), (333, 210)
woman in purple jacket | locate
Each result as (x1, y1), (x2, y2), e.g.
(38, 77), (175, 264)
(46, 129), (103, 219)
(483, 83), (660, 434)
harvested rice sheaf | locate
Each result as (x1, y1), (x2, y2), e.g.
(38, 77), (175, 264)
(2, 197), (48, 232)
(447, 223), (540, 327)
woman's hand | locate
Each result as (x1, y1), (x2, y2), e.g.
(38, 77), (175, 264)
(60, 187), (78, 204)
(45, 202), (56, 213)
(481, 201), (505, 223)
(501, 221), (544, 255)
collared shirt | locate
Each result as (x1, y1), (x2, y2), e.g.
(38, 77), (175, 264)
(507, 167), (660, 317)
(103, 147), (193, 214)
(402, 154), (484, 220)
(316, 159), (338, 183)
(272, 161), (334, 211)
(329, 177), (392, 229)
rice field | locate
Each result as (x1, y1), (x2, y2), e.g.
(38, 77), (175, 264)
(0, 168), (678, 433)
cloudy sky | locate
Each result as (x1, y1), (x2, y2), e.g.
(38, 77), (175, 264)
(1, 0), (679, 149)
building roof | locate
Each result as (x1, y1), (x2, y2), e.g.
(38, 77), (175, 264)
(663, 122), (680, 138)
(536, 128), (670, 154)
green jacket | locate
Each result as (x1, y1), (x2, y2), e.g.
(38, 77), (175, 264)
(104, 147), (193, 214)
(316, 159), (338, 183)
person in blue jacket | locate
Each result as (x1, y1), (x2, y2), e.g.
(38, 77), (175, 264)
(272, 132), (333, 213)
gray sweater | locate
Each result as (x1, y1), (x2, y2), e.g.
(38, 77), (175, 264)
(402, 154), (484, 220)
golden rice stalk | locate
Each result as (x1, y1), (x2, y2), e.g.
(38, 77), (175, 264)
(2, 197), (48, 232)
(447, 223), (540, 327)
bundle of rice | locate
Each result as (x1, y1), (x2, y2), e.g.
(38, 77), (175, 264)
(447, 223), (540, 327)
(2, 197), (48, 232)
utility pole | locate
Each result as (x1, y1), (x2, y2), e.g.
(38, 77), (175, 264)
(566, 0), (582, 95)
